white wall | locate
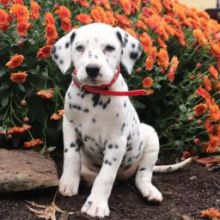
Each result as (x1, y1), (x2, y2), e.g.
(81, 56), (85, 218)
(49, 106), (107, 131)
(179, 0), (216, 10)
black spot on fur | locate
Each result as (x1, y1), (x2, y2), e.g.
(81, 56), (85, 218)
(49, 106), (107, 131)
(116, 113), (119, 117)
(130, 52), (138, 60)
(92, 118), (96, 123)
(92, 94), (101, 107)
(84, 108), (89, 113)
(124, 102), (127, 108)
(115, 145), (119, 149)
(54, 54), (58, 60)
(104, 159), (112, 165)
(65, 42), (70, 48)
(121, 123), (126, 131)
(139, 141), (143, 151)
(87, 201), (93, 206)
(131, 43), (135, 48)
(113, 157), (117, 162)
(116, 31), (123, 46)
(139, 167), (146, 171)
(70, 32), (76, 43)
(108, 144), (113, 149)
(72, 104), (81, 111)
(60, 60), (63, 64)
(70, 142), (76, 147)
(127, 134), (131, 141)
(64, 148), (68, 153)
(102, 98), (111, 109)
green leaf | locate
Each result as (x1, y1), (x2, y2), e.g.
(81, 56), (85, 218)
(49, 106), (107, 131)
(18, 84), (26, 92)
(0, 83), (10, 91)
(1, 97), (9, 107)
(179, 105), (187, 112)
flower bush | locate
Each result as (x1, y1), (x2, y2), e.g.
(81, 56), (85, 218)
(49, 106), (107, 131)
(0, 0), (219, 154)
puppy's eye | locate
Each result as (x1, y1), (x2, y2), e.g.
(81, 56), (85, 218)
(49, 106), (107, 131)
(104, 45), (115, 52)
(76, 45), (85, 52)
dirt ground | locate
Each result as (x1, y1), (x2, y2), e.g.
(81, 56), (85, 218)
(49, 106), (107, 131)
(0, 154), (220, 220)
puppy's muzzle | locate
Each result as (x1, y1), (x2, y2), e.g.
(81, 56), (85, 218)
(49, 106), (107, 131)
(86, 65), (100, 78)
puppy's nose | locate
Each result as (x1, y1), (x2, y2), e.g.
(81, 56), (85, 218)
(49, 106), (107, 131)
(86, 65), (100, 78)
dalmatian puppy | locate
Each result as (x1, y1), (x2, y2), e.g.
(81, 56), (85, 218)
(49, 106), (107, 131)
(51, 23), (191, 218)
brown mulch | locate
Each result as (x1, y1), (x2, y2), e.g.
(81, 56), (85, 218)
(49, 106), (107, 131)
(0, 156), (220, 220)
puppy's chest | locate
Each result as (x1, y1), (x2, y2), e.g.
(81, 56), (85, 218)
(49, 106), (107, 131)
(65, 87), (128, 125)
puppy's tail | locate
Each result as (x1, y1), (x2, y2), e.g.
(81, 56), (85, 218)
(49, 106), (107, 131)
(153, 157), (192, 173)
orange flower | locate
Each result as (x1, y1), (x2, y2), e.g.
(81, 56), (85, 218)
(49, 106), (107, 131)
(205, 119), (215, 135)
(6, 54), (24, 69)
(167, 56), (179, 82)
(0, 9), (10, 31)
(157, 38), (167, 49)
(50, 109), (64, 120)
(58, 109), (64, 117)
(50, 113), (62, 121)
(193, 103), (207, 117)
(139, 32), (152, 53)
(206, 136), (220, 153)
(17, 21), (31, 36)
(73, 0), (90, 8)
(211, 42), (220, 57)
(114, 13), (131, 27)
(46, 25), (58, 44)
(157, 48), (169, 70)
(93, 0), (111, 10)
(8, 124), (31, 135)
(36, 88), (54, 100)
(37, 45), (52, 59)
(103, 11), (116, 25)
(208, 65), (218, 80)
(203, 76), (212, 91)
(209, 104), (220, 122)
(145, 47), (157, 71)
(196, 87), (214, 106)
(119, 0), (132, 15)
(193, 29), (208, 46)
(10, 4), (29, 21)
(201, 208), (220, 219)
(10, 71), (28, 83)
(13, 0), (23, 4)
(45, 12), (55, 25)
(24, 138), (43, 148)
(55, 6), (72, 32)
(55, 5), (71, 18)
(136, 19), (147, 30)
(45, 13), (58, 45)
(10, 4), (30, 36)
(143, 77), (154, 88)
(91, 6), (105, 23)
(31, 0), (41, 20)
(76, 14), (93, 24)
(0, 0), (11, 5)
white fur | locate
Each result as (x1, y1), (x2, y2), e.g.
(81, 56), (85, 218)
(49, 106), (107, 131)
(52, 23), (189, 218)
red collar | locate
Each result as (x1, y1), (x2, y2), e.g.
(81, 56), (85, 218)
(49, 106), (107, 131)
(72, 68), (150, 97)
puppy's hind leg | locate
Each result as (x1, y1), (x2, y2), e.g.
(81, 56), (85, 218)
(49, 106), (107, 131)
(135, 123), (163, 202)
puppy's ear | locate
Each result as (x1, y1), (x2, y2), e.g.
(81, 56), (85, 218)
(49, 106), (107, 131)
(115, 27), (142, 75)
(51, 30), (76, 74)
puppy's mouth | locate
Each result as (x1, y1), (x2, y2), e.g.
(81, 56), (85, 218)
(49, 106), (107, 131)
(80, 77), (108, 87)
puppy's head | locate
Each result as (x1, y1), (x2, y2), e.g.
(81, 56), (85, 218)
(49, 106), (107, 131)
(51, 23), (142, 86)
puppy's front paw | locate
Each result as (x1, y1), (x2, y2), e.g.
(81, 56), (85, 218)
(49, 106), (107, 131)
(81, 197), (110, 218)
(59, 174), (80, 197)
(136, 180), (163, 202)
